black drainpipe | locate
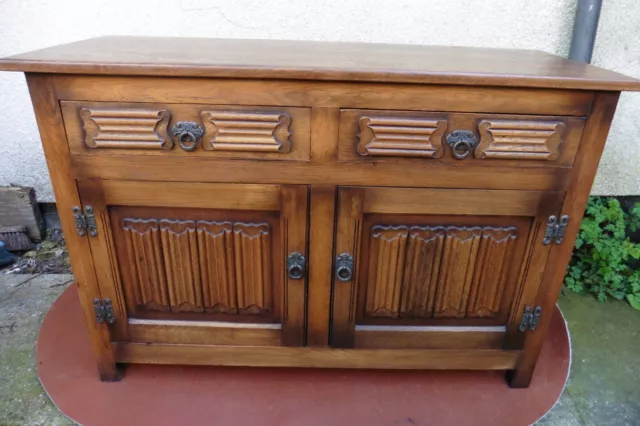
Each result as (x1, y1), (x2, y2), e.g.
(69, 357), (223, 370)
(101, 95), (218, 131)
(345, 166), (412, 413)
(569, 0), (603, 63)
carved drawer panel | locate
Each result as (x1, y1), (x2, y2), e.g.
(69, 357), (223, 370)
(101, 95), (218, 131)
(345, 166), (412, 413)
(339, 109), (585, 166)
(61, 101), (310, 161)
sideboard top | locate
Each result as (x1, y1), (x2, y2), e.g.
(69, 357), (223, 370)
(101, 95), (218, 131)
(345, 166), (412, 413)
(1, 36), (639, 91)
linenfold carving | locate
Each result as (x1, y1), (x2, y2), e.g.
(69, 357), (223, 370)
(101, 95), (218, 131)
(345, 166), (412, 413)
(365, 225), (518, 319)
(121, 218), (273, 315)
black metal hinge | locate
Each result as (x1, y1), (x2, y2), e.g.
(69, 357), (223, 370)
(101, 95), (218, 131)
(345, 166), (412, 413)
(93, 298), (115, 324)
(73, 205), (98, 237)
(543, 215), (569, 245)
(519, 306), (542, 332)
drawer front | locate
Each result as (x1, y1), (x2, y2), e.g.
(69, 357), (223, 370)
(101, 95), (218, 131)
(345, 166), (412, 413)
(61, 101), (311, 161)
(339, 109), (585, 166)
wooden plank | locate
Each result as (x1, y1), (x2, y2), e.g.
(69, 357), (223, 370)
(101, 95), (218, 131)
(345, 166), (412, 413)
(113, 343), (520, 370)
(25, 74), (118, 381)
(362, 187), (561, 216)
(280, 185), (308, 346)
(354, 328), (505, 349)
(3, 37), (640, 90)
(127, 320), (281, 346)
(0, 186), (43, 241)
(94, 180), (282, 211)
(306, 185), (337, 346)
(508, 92), (621, 388)
(52, 76), (595, 117)
(330, 188), (364, 348)
(71, 156), (572, 192)
(310, 107), (339, 162)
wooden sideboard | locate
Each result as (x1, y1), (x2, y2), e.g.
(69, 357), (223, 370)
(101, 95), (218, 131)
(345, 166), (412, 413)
(2, 37), (639, 388)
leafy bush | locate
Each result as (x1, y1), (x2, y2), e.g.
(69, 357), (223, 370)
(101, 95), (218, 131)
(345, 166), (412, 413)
(564, 197), (640, 309)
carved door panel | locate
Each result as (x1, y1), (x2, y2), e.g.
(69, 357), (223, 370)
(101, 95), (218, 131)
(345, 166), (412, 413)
(331, 187), (563, 350)
(78, 180), (308, 347)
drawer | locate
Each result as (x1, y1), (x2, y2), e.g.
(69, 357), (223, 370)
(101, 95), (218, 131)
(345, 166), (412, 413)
(61, 101), (311, 161)
(339, 109), (585, 166)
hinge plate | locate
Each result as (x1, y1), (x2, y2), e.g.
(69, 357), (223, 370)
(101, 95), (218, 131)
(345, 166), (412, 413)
(543, 215), (569, 245)
(73, 205), (98, 237)
(73, 206), (87, 236)
(84, 205), (98, 237)
(93, 298), (115, 324)
(519, 305), (542, 332)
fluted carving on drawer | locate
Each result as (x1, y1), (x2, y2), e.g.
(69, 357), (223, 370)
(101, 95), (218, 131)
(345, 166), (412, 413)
(201, 111), (292, 153)
(80, 108), (171, 149)
(475, 119), (566, 160)
(364, 225), (518, 320)
(233, 223), (273, 315)
(122, 219), (170, 312)
(120, 218), (273, 316)
(159, 220), (203, 313)
(197, 221), (237, 313)
(357, 116), (447, 157)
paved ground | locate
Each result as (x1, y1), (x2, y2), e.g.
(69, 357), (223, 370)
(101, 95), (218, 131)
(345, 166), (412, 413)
(0, 274), (639, 425)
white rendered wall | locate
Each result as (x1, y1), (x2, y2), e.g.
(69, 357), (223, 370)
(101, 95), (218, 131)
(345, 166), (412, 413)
(0, 0), (636, 201)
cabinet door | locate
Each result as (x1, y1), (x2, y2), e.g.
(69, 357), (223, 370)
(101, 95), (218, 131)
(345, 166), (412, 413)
(331, 187), (562, 350)
(78, 180), (308, 347)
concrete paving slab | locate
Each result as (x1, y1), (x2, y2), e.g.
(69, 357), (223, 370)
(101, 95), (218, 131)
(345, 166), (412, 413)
(0, 274), (40, 300)
(555, 291), (640, 426)
(0, 274), (74, 425)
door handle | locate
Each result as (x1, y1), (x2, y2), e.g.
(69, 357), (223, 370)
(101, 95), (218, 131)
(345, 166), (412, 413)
(335, 253), (354, 282)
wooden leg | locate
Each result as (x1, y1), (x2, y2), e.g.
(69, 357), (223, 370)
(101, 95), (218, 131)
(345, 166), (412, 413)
(506, 365), (534, 388)
(99, 363), (126, 382)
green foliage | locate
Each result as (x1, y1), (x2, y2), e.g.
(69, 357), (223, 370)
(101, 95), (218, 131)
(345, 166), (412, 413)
(564, 197), (640, 309)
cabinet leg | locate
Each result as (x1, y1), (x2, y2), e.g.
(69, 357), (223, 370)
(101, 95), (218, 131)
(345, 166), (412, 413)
(98, 362), (126, 382)
(506, 366), (534, 388)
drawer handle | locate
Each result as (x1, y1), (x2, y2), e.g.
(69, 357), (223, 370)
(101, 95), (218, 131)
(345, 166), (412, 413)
(335, 253), (354, 282)
(287, 252), (306, 280)
(172, 121), (204, 152)
(446, 130), (478, 160)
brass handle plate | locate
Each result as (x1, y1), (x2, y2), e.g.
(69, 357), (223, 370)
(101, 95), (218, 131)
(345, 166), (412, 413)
(335, 253), (354, 282)
(446, 130), (478, 160)
(287, 252), (306, 280)
(172, 121), (205, 152)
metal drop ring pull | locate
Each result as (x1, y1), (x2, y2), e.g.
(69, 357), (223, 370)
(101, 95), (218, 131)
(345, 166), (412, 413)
(335, 253), (354, 282)
(287, 252), (306, 280)
(446, 130), (478, 160)
(172, 121), (204, 152)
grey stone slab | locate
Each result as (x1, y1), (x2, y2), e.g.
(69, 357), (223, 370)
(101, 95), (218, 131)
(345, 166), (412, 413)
(0, 273), (39, 300)
(0, 273), (74, 425)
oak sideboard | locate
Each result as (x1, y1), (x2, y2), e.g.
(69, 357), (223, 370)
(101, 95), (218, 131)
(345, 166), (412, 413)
(1, 37), (639, 388)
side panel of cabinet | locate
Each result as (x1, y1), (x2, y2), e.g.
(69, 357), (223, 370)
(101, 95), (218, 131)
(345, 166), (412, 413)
(330, 187), (562, 350)
(77, 180), (308, 347)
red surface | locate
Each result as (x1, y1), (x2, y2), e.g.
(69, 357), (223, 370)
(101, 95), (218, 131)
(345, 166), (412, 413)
(37, 287), (571, 426)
